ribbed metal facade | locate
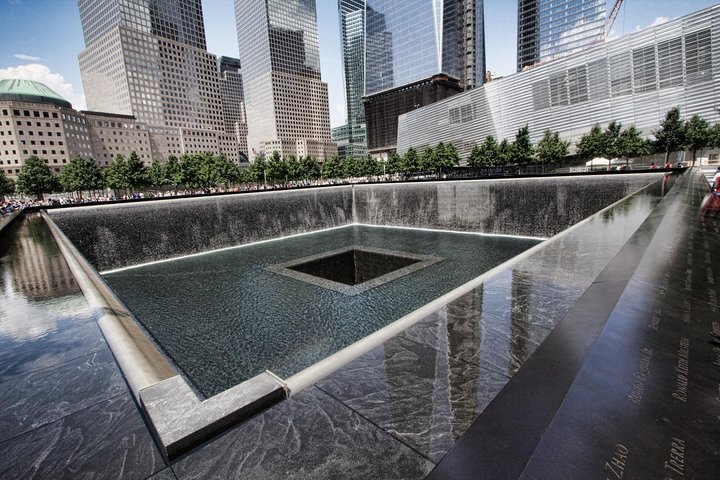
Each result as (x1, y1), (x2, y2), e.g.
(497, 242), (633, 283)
(397, 6), (720, 161)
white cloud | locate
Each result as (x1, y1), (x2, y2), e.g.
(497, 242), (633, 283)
(0, 63), (86, 110)
(634, 16), (670, 32)
(14, 54), (41, 61)
(650, 16), (670, 27)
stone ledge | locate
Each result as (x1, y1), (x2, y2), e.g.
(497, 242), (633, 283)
(140, 372), (287, 460)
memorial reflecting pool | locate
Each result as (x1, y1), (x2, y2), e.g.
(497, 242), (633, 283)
(104, 225), (540, 397)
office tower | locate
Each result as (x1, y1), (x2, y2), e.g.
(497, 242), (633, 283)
(77, 0), (246, 162)
(517, 0), (606, 71)
(363, 0), (485, 157)
(234, 0), (336, 160)
(339, 0), (367, 158)
(217, 57), (249, 162)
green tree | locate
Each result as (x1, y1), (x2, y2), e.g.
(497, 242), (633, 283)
(684, 114), (711, 166)
(497, 139), (513, 166)
(104, 154), (129, 192)
(385, 152), (402, 175)
(164, 155), (182, 188)
(535, 130), (570, 170)
(710, 123), (720, 149)
(617, 125), (650, 168)
(468, 136), (499, 167)
(576, 123), (607, 162)
(342, 155), (362, 178)
(0, 169), (15, 201)
(59, 156), (104, 196)
(266, 151), (287, 183)
(654, 107), (686, 165)
(401, 147), (420, 173)
(214, 155), (241, 189)
(325, 155), (345, 180)
(512, 125), (535, 164)
(419, 145), (436, 172)
(435, 142), (460, 176)
(603, 121), (623, 169)
(300, 155), (321, 180)
(147, 159), (167, 188)
(126, 151), (148, 191)
(247, 154), (268, 184)
(285, 155), (301, 182)
(16, 156), (59, 200)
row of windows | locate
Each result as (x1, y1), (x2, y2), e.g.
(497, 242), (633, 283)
(531, 29), (713, 110)
(3, 109), (60, 119)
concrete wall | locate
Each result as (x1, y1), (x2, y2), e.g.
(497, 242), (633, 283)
(50, 173), (663, 271)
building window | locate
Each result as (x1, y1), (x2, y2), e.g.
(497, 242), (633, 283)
(633, 45), (657, 93)
(549, 72), (568, 106)
(685, 29), (712, 85)
(609, 52), (632, 97)
(567, 65), (588, 104)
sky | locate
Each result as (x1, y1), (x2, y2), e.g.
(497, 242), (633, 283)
(0, 0), (718, 128)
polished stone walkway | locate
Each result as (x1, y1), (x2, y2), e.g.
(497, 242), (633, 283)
(0, 170), (716, 479)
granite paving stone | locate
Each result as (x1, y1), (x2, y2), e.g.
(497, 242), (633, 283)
(0, 348), (126, 441)
(0, 393), (166, 480)
(316, 335), (509, 463)
(171, 387), (434, 480)
(148, 468), (178, 480)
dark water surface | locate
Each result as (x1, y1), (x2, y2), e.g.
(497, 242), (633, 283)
(104, 226), (540, 397)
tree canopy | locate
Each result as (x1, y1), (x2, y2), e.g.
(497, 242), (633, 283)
(654, 107), (686, 164)
(536, 130), (570, 167)
(59, 156), (104, 195)
(0, 169), (15, 200)
(16, 156), (60, 200)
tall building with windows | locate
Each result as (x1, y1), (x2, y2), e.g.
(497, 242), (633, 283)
(517, 0), (606, 71)
(76, 0), (247, 163)
(339, 0), (367, 158)
(397, 5), (718, 162)
(363, 0), (485, 157)
(234, 0), (336, 160)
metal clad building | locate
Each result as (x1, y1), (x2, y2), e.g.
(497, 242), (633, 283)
(397, 6), (719, 161)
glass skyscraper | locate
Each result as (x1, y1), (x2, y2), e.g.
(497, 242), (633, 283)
(363, 0), (485, 156)
(339, 0), (367, 157)
(234, 0), (335, 160)
(517, 0), (606, 71)
(77, 0), (247, 163)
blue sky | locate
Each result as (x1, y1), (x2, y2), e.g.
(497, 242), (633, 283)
(0, 0), (718, 127)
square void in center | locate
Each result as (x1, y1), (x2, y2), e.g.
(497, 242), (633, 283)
(289, 248), (421, 286)
(267, 245), (443, 295)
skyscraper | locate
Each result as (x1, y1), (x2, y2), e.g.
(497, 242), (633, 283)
(234, 0), (336, 160)
(77, 0), (247, 162)
(517, 0), (606, 71)
(363, 0), (485, 157)
(338, 0), (367, 158)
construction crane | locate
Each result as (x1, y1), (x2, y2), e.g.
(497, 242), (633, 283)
(600, 0), (625, 42)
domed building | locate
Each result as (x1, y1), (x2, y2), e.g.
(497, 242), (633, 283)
(0, 79), (93, 178)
